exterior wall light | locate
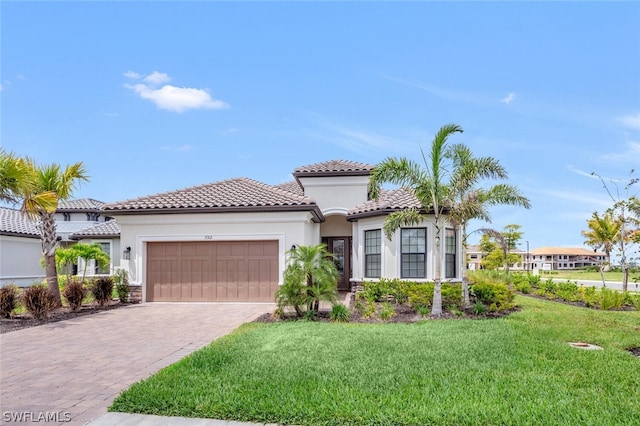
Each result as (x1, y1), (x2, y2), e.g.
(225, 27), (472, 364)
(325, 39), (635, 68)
(123, 246), (131, 260)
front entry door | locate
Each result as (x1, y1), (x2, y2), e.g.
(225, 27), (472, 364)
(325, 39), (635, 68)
(324, 237), (351, 291)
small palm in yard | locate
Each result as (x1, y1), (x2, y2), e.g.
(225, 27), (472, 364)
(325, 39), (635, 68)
(276, 243), (339, 317)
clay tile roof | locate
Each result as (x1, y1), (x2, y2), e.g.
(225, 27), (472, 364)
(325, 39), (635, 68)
(274, 181), (304, 196)
(530, 247), (604, 256)
(70, 220), (120, 240)
(103, 178), (323, 221)
(57, 198), (105, 212)
(0, 207), (40, 238)
(348, 188), (424, 219)
(293, 159), (375, 177)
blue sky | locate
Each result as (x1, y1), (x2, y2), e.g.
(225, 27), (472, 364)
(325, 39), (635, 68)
(2, 1), (639, 251)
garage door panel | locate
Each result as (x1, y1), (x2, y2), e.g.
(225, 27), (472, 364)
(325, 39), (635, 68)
(147, 241), (278, 302)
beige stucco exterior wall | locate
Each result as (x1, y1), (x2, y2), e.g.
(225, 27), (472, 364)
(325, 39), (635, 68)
(0, 235), (45, 287)
(351, 215), (462, 283)
(112, 211), (319, 300)
(321, 214), (352, 237)
(298, 175), (369, 216)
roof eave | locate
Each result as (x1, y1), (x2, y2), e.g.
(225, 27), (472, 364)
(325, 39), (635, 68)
(105, 204), (326, 222)
(0, 231), (41, 239)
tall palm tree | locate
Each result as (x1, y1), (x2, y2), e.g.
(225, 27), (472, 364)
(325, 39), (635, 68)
(16, 158), (89, 306)
(445, 144), (531, 308)
(582, 211), (621, 287)
(370, 123), (463, 316)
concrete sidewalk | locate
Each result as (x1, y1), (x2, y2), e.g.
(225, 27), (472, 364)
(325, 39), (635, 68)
(87, 412), (279, 426)
(0, 303), (273, 426)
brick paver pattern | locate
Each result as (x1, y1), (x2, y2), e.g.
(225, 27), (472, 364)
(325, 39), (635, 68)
(0, 303), (272, 426)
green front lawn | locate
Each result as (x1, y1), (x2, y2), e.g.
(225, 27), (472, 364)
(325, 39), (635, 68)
(541, 270), (639, 283)
(111, 296), (640, 426)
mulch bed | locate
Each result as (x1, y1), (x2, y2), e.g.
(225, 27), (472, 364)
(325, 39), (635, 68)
(254, 302), (519, 324)
(0, 301), (131, 334)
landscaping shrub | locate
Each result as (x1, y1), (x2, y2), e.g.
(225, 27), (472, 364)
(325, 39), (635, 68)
(628, 293), (640, 311)
(379, 302), (396, 320)
(472, 300), (487, 315)
(555, 280), (580, 302)
(441, 283), (463, 310)
(62, 280), (86, 312)
(600, 288), (625, 311)
(329, 304), (350, 322)
(22, 285), (55, 319)
(406, 282), (434, 309)
(512, 274), (531, 294)
(0, 285), (21, 318)
(470, 282), (514, 312)
(275, 278), (306, 317)
(360, 280), (391, 302)
(91, 276), (114, 307)
(580, 285), (599, 308)
(113, 269), (130, 303)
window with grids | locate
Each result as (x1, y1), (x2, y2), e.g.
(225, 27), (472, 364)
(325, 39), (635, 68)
(445, 228), (457, 278)
(401, 228), (426, 278)
(94, 242), (111, 275)
(364, 229), (381, 278)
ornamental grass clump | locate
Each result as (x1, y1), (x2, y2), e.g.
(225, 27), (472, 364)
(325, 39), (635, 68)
(22, 285), (55, 320)
(0, 285), (21, 318)
(63, 280), (86, 312)
(91, 276), (114, 307)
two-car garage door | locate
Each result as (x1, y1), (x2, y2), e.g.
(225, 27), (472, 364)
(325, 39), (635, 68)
(146, 241), (279, 302)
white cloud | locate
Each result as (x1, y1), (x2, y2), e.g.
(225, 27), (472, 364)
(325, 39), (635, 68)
(380, 73), (481, 104)
(500, 92), (516, 104)
(16, 74), (26, 80)
(617, 112), (640, 130)
(143, 71), (170, 86)
(0, 83), (3, 92)
(566, 165), (600, 179)
(124, 71), (229, 113)
(123, 70), (141, 79)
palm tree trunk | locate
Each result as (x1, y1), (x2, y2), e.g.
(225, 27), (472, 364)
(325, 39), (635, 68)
(40, 212), (61, 306)
(431, 226), (443, 316)
(461, 225), (470, 310)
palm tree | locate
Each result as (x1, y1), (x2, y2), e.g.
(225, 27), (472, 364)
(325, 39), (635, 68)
(277, 244), (339, 316)
(370, 123), (463, 316)
(13, 158), (89, 306)
(582, 211), (621, 287)
(445, 144), (531, 308)
(0, 150), (56, 209)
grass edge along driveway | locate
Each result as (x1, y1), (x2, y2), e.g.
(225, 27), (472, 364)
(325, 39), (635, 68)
(111, 296), (640, 426)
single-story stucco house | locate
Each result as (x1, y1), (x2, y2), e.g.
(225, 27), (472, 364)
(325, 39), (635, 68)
(104, 159), (463, 303)
(0, 207), (45, 287)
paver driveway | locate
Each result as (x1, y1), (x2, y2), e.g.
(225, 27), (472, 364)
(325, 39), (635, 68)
(0, 303), (273, 426)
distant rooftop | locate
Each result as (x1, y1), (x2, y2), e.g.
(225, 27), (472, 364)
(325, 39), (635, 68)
(0, 207), (39, 238)
(70, 220), (120, 240)
(57, 198), (105, 212)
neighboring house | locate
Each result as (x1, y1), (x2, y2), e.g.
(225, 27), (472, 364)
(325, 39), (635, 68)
(529, 247), (607, 271)
(104, 159), (464, 303)
(0, 207), (45, 287)
(467, 244), (607, 272)
(466, 244), (526, 271)
(0, 199), (121, 287)
(69, 220), (121, 276)
(55, 198), (109, 245)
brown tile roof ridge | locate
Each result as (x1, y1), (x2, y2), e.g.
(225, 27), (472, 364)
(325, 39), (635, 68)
(348, 188), (423, 219)
(103, 177), (318, 212)
(57, 198), (106, 211)
(0, 207), (40, 238)
(70, 220), (120, 240)
(293, 159), (375, 176)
